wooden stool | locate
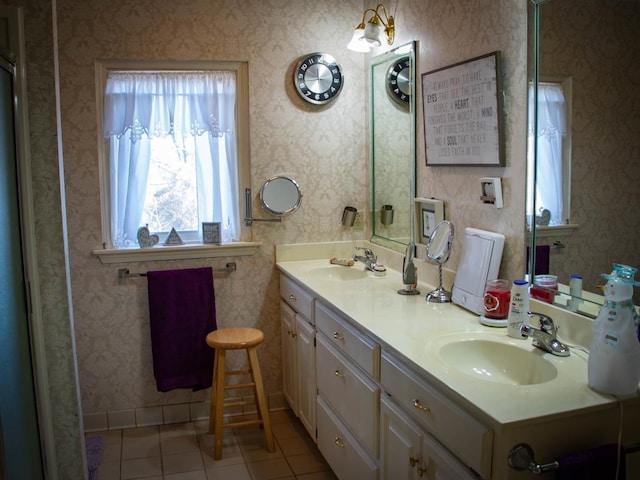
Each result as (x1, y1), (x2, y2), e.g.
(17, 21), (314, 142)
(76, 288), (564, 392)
(205, 327), (275, 460)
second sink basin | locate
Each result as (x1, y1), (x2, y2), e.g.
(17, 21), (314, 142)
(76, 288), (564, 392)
(306, 265), (368, 282)
(438, 338), (558, 386)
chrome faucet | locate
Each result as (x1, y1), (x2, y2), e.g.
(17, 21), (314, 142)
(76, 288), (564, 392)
(352, 247), (385, 273)
(519, 313), (570, 357)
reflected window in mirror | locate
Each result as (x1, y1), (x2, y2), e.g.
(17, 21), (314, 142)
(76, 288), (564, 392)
(527, 77), (572, 227)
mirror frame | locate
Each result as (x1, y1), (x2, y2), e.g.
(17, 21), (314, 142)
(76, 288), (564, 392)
(370, 41), (417, 252)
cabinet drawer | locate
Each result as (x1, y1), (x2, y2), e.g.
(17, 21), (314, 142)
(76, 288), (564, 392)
(316, 334), (379, 457)
(280, 274), (314, 322)
(317, 396), (378, 480)
(380, 350), (492, 478)
(315, 300), (380, 379)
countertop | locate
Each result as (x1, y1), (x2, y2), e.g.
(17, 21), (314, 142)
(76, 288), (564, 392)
(275, 242), (620, 428)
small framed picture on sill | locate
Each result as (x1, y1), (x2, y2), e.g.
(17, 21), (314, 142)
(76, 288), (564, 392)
(202, 222), (222, 244)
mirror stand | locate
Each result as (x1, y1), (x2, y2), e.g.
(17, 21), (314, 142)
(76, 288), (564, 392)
(244, 188), (282, 225)
(425, 264), (451, 303)
(425, 220), (454, 303)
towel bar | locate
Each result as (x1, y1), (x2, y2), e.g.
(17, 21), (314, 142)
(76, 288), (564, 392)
(509, 442), (640, 475)
(508, 443), (559, 474)
(117, 262), (236, 279)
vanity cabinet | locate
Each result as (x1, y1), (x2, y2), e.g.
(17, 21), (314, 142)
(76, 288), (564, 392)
(315, 300), (381, 478)
(380, 350), (493, 479)
(380, 395), (479, 480)
(279, 274), (316, 438)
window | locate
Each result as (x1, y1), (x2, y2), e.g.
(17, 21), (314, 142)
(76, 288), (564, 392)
(527, 77), (572, 227)
(98, 61), (249, 249)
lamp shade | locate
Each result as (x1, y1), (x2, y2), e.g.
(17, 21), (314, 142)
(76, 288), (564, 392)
(347, 27), (370, 52)
(363, 21), (383, 47)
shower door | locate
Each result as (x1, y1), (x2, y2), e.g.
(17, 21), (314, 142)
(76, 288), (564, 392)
(0, 52), (44, 480)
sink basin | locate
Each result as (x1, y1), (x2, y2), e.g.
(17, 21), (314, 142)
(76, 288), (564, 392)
(306, 266), (368, 282)
(438, 339), (558, 385)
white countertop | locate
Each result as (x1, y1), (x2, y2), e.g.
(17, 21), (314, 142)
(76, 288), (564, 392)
(275, 243), (620, 428)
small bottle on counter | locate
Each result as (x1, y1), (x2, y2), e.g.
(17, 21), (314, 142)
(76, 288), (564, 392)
(567, 273), (583, 312)
(507, 279), (530, 339)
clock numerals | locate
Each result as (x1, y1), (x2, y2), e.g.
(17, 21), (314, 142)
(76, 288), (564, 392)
(386, 56), (411, 105)
(294, 52), (343, 105)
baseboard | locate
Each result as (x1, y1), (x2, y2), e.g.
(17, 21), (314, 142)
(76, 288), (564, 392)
(83, 391), (287, 432)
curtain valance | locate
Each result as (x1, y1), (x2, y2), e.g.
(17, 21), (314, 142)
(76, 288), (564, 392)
(103, 71), (236, 141)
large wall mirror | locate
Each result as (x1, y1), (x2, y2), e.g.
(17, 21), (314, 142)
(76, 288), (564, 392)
(370, 41), (417, 252)
(527, 0), (639, 316)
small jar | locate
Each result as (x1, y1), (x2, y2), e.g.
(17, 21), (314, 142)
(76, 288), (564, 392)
(483, 279), (511, 319)
(530, 274), (558, 304)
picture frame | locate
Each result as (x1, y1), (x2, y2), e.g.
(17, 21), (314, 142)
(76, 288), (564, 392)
(415, 198), (445, 245)
(202, 222), (222, 244)
(421, 51), (504, 166)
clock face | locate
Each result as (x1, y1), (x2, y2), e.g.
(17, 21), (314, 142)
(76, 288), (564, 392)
(386, 56), (411, 105)
(294, 53), (343, 105)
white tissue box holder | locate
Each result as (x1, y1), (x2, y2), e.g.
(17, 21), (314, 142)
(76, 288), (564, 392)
(452, 227), (505, 315)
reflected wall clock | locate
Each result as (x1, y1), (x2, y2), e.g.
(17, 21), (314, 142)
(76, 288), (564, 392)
(294, 52), (344, 105)
(387, 55), (411, 105)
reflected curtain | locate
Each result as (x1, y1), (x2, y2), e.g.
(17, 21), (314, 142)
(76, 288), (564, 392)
(527, 83), (567, 226)
(103, 71), (238, 246)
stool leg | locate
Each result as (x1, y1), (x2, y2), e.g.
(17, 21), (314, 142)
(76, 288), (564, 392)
(213, 349), (226, 460)
(208, 349), (219, 434)
(247, 346), (275, 453)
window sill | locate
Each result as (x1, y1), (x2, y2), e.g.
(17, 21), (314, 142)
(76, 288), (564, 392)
(93, 242), (262, 264)
(534, 223), (579, 238)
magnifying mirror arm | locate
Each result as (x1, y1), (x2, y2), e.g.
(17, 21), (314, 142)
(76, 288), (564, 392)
(244, 187), (283, 226)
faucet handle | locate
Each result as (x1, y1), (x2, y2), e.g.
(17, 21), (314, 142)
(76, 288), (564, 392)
(529, 312), (555, 334)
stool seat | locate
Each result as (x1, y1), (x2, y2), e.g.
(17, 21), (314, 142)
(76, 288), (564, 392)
(206, 327), (264, 350)
(206, 326), (274, 460)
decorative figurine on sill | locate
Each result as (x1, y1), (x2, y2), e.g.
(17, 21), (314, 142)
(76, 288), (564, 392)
(137, 224), (160, 248)
(588, 263), (640, 396)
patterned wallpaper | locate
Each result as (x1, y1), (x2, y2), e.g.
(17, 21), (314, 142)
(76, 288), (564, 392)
(537, 0), (640, 293)
(52, 0), (528, 420)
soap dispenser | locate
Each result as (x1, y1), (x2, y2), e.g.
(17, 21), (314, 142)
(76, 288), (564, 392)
(588, 263), (640, 396)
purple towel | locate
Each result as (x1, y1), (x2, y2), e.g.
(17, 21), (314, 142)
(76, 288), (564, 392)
(554, 444), (624, 480)
(526, 244), (550, 275)
(147, 267), (216, 392)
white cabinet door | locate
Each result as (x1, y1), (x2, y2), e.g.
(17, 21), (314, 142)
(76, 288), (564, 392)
(281, 301), (298, 412)
(296, 314), (316, 439)
(380, 396), (422, 480)
(380, 396), (478, 480)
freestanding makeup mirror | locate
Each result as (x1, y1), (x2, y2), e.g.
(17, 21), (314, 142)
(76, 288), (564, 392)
(425, 221), (454, 303)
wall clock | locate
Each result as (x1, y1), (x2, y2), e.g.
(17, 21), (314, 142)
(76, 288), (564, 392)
(294, 52), (343, 105)
(386, 55), (411, 105)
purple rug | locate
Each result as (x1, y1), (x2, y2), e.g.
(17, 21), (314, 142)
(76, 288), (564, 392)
(85, 435), (105, 480)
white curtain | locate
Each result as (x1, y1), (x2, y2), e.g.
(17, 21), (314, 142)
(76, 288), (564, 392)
(104, 71), (238, 246)
(527, 83), (567, 226)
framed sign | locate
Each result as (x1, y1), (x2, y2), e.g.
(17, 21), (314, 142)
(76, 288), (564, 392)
(202, 222), (221, 244)
(415, 198), (444, 245)
(422, 51), (504, 166)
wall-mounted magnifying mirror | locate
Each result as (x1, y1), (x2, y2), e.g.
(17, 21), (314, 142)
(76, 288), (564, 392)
(370, 41), (417, 252)
(245, 175), (301, 225)
(260, 175), (302, 215)
(425, 220), (454, 303)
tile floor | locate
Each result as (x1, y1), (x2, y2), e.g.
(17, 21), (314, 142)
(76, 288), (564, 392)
(93, 409), (338, 480)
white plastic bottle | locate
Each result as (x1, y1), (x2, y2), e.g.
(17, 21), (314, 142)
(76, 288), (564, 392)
(568, 273), (583, 312)
(507, 279), (530, 339)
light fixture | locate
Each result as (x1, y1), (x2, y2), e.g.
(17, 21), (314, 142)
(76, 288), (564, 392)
(347, 3), (395, 53)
